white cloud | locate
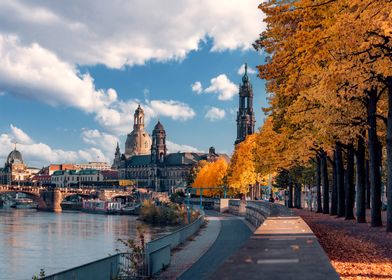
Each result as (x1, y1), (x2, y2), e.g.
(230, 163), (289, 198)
(81, 129), (119, 155)
(166, 140), (203, 153)
(0, 125), (108, 167)
(10, 124), (33, 144)
(205, 107), (226, 121)
(0, 1), (264, 68)
(0, 34), (196, 135)
(204, 74), (238, 101)
(237, 64), (257, 75)
(0, 125), (207, 166)
(0, 34), (115, 116)
(146, 100), (196, 121)
(191, 81), (203, 94)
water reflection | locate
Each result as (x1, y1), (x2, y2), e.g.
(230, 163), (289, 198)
(0, 209), (166, 280)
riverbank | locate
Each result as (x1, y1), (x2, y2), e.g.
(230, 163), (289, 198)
(0, 208), (169, 280)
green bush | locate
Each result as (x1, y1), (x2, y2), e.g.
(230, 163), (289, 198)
(139, 200), (198, 225)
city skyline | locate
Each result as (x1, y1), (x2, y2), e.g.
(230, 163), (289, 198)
(0, 0), (267, 167)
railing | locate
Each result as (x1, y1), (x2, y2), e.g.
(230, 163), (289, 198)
(42, 253), (149, 280)
(42, 254), (120, 280)
(228, 200), (294, 227)
(42, 214), (205, 279)
(145, 214), (204, 275)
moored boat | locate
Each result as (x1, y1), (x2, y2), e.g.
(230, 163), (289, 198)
(82, 199), (122, 214)
(11, 198), (38, 209)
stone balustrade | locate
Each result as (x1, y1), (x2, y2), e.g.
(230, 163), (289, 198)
(228, 200), (294, 227)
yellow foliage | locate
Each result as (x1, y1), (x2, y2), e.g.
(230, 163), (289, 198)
(192, 157), (228, 196)
(227, 134), (258, 195)
(252, 0), (392, 177)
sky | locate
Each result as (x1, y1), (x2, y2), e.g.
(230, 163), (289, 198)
(0, 0), (268, 167)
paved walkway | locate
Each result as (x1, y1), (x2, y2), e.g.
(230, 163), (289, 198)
(178, 212), (253, 280)
(158, 213), (221, 279)
(209, 214), (339, 280)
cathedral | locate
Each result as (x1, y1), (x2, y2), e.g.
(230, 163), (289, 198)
(112, 64), (254, 192)
(235, 63), (255, 145)
(112, 105), (228, 192)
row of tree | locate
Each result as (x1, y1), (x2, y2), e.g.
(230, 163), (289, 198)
(189, 0), (391, 231)
(251, 0), (392, 231)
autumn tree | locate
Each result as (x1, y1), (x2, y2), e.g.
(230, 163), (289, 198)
(192, 157), (228, 196)
(253, 0), (391, 229)
(227, 134), (259, 196)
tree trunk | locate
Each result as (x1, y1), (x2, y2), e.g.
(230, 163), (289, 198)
(288, 181), (293, 208)
(345, 144), (355, 220)
(295, 183), (302, 209)
(366, 160), (371, 209)
(356, 136), (366, 223)
(331, 151), (338, 215)
(336, 142), (345, 217)
(386, 78), (392, 232)
(316, 155), (323, 213)
(321, 150), (329, 214)
(367, 87), (382, 227)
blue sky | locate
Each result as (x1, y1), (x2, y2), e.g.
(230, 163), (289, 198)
(0, 0), (267, 167)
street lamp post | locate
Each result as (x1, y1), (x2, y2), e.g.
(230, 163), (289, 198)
(186, 188), (190, 224)
(199, 188), (203, 210)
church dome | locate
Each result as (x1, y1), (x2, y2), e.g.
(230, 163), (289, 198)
(153, 121), (165, 132)
(6, 149), (23, 165)
(125, 129), (152, 157)
(124, 105), (152, 157)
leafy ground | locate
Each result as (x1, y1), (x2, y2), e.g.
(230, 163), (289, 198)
(294, 209), (392, 280)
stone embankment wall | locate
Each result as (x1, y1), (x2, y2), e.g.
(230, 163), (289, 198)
(229, 200), (293, 227)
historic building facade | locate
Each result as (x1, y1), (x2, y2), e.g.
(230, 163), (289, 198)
(0, 147), (36, 185)
(51, 169), (104, 187)
(113, 106), (228, 192)
(235, 63), (255, 145)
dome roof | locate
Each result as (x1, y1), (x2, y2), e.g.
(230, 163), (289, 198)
(6, 149), (23, 165)
(153, 121), (165, 131)
(134, 104), (144, 115)
(125, 130), (152, 157)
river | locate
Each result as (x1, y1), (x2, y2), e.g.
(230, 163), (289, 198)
(0, 209), (170, 280)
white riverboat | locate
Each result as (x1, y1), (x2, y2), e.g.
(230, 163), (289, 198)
(82, 199), (122, 214)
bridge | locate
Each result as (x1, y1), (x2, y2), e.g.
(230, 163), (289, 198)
(0, 185), (135, 212)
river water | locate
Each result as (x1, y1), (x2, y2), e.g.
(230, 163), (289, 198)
(0, 209), (170, 280)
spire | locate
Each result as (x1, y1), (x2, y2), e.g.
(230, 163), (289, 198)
(236, 62), (255, 145)
(242, 63), (249, 83)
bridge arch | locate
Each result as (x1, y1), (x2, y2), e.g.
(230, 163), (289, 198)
(0, 190), (47, 209)
(61, 192), (97, 201)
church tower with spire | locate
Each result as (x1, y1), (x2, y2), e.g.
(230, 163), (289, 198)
(112, 142), (121, 169)
(235, 63), (255, 145)
(151, 121), (167, 164)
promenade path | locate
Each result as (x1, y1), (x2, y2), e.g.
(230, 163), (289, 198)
(159, 203), (339, 280)
(158, 212), (222, 279)
(209, 205), (339, 280)
(176, 212), (253, 280)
